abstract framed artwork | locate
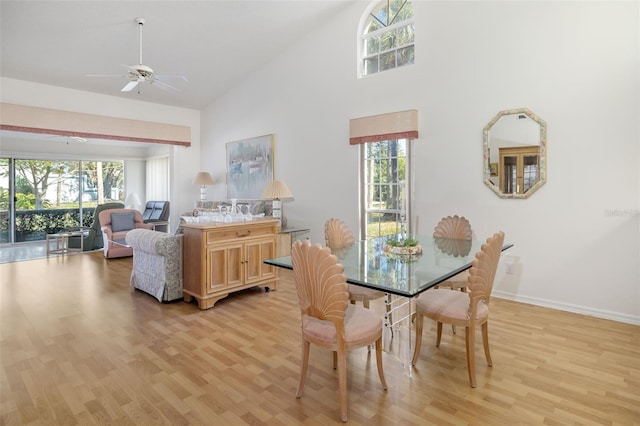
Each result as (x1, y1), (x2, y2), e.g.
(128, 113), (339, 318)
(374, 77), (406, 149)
(226, 134), (274, 200)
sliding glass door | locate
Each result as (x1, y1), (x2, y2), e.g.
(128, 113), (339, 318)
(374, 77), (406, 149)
(0, 158), (10, 243)
(0, 157), (124, 243)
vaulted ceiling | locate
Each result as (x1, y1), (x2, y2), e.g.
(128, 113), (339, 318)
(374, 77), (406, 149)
(1, 1), (355, 110)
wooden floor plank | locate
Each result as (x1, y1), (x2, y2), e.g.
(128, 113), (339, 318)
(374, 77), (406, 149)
(1, 252), (639, 425)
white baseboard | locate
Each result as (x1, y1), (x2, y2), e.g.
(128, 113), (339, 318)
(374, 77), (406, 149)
(492, 290), (640, 326)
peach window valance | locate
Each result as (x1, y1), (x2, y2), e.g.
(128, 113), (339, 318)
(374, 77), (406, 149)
(349, 109), (418, 145)
(0, 103), (191, 147)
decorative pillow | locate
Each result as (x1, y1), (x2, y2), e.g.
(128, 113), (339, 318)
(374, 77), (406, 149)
(111, 212), (135, 232)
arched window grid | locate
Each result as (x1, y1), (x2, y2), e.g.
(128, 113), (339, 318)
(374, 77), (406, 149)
(358, 1), (415, 78)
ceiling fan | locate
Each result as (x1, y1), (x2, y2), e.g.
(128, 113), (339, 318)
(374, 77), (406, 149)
(89, 17), (187, 94)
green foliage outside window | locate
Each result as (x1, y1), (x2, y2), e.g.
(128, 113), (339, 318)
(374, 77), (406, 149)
(0, 208), (95, 243)
(363, 139), (408, 239)
(1, 157), (121, 243)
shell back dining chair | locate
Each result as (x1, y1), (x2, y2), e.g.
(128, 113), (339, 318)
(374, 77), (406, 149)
(324, 218), (355, 250)
(411, 231), (505, 388)
(433, 215), (474, 334)
(291, 240), (387, 422)
(433, 215), (474, 291)
(324, 218), (388, 309)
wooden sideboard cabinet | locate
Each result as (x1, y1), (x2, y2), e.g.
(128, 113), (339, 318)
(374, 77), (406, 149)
(182, 219), (279, 309)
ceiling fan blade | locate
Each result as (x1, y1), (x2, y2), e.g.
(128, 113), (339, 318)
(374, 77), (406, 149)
(45, 135), (88, 143)
(155, 74), (188, 83)
(86, 74), (125, 78)
(150, 78), (181, 93)
(121, 80), (139, 92)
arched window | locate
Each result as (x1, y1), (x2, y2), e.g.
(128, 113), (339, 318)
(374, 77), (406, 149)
(359, 0), (415, 77)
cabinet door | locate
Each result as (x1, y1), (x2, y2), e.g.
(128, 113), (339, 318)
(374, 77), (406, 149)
(500, 154), (518, 194)
(245, 238), (276, 284)
(521, 153), (539, 193)
(206, 243), (243, 292)
(499, 146), (539, 195)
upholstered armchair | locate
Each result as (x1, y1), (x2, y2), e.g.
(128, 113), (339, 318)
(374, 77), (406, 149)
(142, 201), (170, 232)
(125, 228), (183, 302)
(99, 209), (153, 258)
(67, 202), (124, 251)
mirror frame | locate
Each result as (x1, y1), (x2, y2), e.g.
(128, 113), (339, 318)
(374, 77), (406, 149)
(483, 107), (547, 199)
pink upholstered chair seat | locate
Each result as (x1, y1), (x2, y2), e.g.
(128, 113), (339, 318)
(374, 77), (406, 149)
(347, 284), (382, 299)
(443, 270), (469, 284)
(415, 289), (488, 324)
(302, 304), (383, 346)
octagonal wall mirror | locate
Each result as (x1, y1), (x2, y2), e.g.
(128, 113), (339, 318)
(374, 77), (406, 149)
(483, 107), (547, 199)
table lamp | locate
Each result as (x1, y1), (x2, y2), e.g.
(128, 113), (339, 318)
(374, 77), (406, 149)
(125, 192), (142, 211)
(192, 172), (215, 201)
(261, 180), (294, 227)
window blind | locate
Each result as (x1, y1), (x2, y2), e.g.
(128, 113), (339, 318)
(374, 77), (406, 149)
(146, 156), (169, 200)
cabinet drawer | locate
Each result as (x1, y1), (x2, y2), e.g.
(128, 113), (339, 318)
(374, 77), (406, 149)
(206, 224), (275, 244)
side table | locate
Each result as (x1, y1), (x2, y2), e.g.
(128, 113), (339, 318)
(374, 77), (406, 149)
(277, 227), (310, 257)
(146, 220), (169, 232)
(46, 231), (84, 256)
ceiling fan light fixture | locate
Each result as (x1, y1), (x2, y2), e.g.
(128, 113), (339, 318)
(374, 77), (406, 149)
(87, 16), (186, 95)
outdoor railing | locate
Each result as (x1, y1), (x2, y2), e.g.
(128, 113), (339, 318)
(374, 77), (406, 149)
(0, 208), (96, 243)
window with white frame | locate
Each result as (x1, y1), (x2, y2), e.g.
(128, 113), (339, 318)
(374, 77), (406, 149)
(351, 109), (417, 238)
(360, 0), (415, 77)
(361, 139), (410, 238)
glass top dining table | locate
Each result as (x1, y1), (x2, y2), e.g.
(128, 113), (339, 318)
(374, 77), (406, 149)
(264, 234), (513, 298)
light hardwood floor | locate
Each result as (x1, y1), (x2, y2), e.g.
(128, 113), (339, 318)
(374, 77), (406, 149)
(1, 252), (638, 425)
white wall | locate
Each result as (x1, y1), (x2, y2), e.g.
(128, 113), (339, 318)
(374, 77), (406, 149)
(201, 1), (639, 323)
(0, 77), (202, 230)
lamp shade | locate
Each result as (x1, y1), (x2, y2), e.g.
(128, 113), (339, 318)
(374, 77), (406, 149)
(192, 172), (215, 186)
(261, 180), (294, 200)
(125, 192), (141, 207)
